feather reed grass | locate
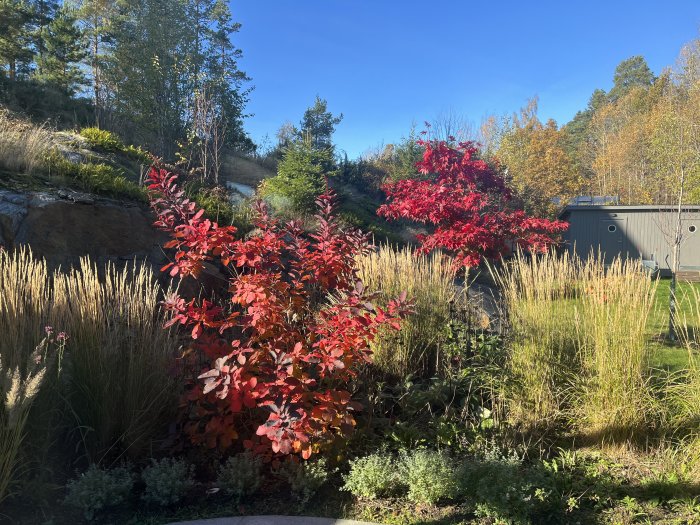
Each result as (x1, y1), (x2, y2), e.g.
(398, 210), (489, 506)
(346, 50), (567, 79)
(355, 245), (457, 377)
(0, 248), (178, 471)
(0, 337), (55, 502)
(0, 109), (53, 175)
(53, 258), (178, 462)
(496, 251), (658, 439)
(575, 257), (658, 441)
(669, 286), (700, 444)
(495, 250), (581, 428)
(0, 246), (57, 371)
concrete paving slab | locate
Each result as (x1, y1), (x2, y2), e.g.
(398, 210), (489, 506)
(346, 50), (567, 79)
(168, 516), (380, 525)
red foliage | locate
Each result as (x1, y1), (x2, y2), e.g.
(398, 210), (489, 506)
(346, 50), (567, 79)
(377, 139), (568, 267)
(148, 168), (409, 458)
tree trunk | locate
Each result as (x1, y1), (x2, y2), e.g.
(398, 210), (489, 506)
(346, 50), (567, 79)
(668, 167), (685, 342)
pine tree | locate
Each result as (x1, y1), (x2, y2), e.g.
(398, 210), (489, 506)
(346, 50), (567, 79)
(300, 96), (343, 151)
(205, 0), (251, 152)
(28, 0), (59, 73)
(35, 5), (86, 94)
(0, 0), (35, 80)
(76, 0), (118, 126)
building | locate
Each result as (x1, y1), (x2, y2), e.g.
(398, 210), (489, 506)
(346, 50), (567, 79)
(559, 205), (700, 276)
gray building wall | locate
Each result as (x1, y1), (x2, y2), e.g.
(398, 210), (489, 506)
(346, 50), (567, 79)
(561, 206), (700, 273)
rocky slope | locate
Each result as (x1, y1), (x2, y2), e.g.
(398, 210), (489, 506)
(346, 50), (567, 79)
(0, 188), (169, 269)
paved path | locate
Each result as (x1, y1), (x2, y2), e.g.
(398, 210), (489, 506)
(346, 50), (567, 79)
(168, 516), (379, 525)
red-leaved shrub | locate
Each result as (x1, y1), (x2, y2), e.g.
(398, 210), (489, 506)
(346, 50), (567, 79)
(148, 168), (409, 458)
(378, 139), (567, 267)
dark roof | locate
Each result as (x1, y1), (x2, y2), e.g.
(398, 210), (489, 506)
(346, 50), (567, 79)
(559, 205), (700, 220)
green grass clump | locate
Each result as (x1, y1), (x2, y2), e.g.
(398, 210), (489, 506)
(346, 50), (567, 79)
(79, 127), (125, 153)
(47, 151), (147, 201)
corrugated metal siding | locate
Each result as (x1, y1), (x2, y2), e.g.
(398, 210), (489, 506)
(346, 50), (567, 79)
(563, 209), (700, 271)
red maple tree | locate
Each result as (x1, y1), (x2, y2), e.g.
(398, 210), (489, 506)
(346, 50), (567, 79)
(147, 167), (409, 458)
(377, 138), (567, 267)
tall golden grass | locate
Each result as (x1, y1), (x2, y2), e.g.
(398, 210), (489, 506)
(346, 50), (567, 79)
(0, 248), (178, 472)
(497, 251), (658, 438)
(575, 257), (658, 440)
(53, 258), (178, 462)
(0, 109), (53, 175)
(355, 245), (457, 377)
(0, 247), (55, 371)
(0, 337), (54, 503)
(495, 250), (581, 428)
(670, 286), (700, 459)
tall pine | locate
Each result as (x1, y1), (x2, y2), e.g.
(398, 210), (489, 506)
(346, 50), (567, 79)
(35, 5), (86, 94)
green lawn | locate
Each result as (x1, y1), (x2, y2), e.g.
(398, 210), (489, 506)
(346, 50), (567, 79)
(648, 279), (700, 373)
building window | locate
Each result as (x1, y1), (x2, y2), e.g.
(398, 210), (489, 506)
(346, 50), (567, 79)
(690, 225), (697, 233)
(608, 224), (617, 233)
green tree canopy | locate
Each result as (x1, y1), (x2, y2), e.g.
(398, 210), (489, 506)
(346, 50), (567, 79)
(260, 136), (336, 214)
(299, 96), (343, 151)
(609, 55), (654, 102)
(35, 5), (86, 94)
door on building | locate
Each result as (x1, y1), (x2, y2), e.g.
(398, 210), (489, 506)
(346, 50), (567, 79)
(598, 219), (627, 265)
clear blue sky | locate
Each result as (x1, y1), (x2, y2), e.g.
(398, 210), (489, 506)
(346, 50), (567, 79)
(230, 1), (700, 158)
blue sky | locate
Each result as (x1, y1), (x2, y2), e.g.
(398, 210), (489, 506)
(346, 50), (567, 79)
(230, 1), (700, 158)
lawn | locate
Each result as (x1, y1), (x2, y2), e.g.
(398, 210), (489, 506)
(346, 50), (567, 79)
(648, 278), (700, 372)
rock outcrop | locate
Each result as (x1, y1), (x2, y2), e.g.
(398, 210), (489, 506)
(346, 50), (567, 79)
(0, 189), (169, 270)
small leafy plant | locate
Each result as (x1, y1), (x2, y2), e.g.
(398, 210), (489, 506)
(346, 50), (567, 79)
(141, 458), (195, 506)
(342, 452), (398, 500)
(277, 458), (330, 506)
(399, 449), (458, 505)
(64, 464), (134, 521)
(216, 452), (263, 502)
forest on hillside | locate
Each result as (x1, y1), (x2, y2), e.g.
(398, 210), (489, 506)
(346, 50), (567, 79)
(0, 0), (253, 170)
(1, 1), (700, 221)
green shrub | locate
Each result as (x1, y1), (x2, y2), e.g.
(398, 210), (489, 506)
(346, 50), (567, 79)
(64, 464), (134, 521)
(278, 458), (330, 506)
(124, 144), (151, 164)
(141, 458), (195, 506)
(458, 455), (532, 524)
(185, 181), (253, 232)
(259, 137), (335, 215)
(216, 452), (263, 502)
(457, 449), (615, 525)
(79, 127), (125, 153)
(47, 151), (147, 201)
(399, 449), (458, 505)
(342, 452), (398, 500)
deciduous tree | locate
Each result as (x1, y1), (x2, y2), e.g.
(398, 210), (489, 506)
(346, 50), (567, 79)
(378, 138), (567, 268)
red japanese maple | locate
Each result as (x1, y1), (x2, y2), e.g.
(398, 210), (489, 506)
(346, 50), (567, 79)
(377, 139), (567, 267)
(148, 167), (409, 458)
